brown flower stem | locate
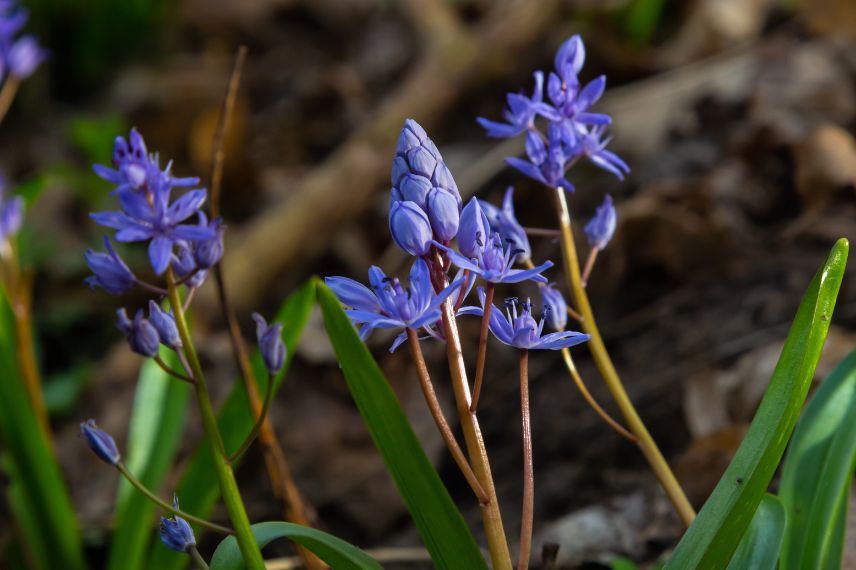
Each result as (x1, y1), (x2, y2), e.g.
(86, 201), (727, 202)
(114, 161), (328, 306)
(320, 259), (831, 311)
(406, 329), (489, 505)
(154, 355), (196, 384)
(470, 282), (494, 413)
(550, 186), (695, 527)
(0, 76), (19, 126)
(517, 349), (533, 570)
(580, 247), (599, 287)
(523, 227), (561, 237)
(207, 46), (325, 570)
(560, 349), (636, 443)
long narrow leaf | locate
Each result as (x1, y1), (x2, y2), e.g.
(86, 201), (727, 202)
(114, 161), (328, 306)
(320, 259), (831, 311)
(317, 281), (487, 570)
(209, 521), (381, 570)
(726, 494), (786, 570)
(0, 292), (87, 570)
(146, 280), (316, 569)
(778, 347), (856, 569)
(665, 238), (848, 569)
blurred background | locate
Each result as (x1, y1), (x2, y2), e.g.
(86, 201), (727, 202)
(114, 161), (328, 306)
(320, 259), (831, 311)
(3, 0), (856, 567)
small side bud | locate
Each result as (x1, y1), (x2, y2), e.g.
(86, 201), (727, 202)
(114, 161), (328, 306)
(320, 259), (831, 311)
(584, 195), (616, 250)
(80, 419), (120, 465)
(148, 301), (182, 348)
(389, 200), (432, 257)
(426, 188), (460, 242)
(253, 313), (286, 375)
(458, 198), (490, 259)
(193, 217), (224, 269)
(117, 308), (161, 357)
(159, 495), (196, 552)
(540, 284), (567, 332)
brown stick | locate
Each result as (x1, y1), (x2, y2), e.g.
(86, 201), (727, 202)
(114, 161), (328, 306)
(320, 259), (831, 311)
(470, 283), (494, 413)
(208, 47), (325, 570)
(580, 247), (599, 287)
(518, 349), (533, 570)
(406, 329), (489, 504)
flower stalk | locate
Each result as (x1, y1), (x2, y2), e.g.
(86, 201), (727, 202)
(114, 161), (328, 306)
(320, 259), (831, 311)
(188, 546), (210, 570)
(550, 186), (696, 527)
(470, 282), (494, 413)
(166, 268), (265, 569)
(517, 349), (533, 570)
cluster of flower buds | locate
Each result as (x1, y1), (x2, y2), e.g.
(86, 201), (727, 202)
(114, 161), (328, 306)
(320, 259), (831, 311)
(478, 35), (629, 190)
(0, 0), (46, 82)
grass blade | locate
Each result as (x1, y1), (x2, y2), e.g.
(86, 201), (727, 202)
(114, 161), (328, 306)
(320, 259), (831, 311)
(664, 238), (848, 569)
(145, 280), (316, 570)
(209, 522), (381, 570)
(726, 494), (786, 570)
(317, 281), (487, 570)
(778, 347), (856, 569)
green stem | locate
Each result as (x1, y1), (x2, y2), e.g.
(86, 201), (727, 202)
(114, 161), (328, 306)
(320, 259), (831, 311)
(550, 187), (696, 527)
(188, 545), (210, 570)
(227, 373), (274, 463)
(115, 462), (233, 535)
(166, 269), (266, 569)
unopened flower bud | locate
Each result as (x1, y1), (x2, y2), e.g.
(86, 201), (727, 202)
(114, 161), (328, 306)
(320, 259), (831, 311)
(457, 198), (490, 259)
(148, 301), (181, 348)
(389, 200), (432, 257)
(253, 313), (286, 375)
(540, 284), (567, 331)
(117, 308), (161, 357)
(426, 188), (459, 242)
(80, 419), (120, 465)
(194, 217), (224, 269)
(584, 194), (616, 250)
(8, 35), (46, 79)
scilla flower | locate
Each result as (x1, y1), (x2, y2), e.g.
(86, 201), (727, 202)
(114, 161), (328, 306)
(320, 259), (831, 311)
(460, 289), (589, 350)
(148, 301), (181, 349)
(540, 284), (567, 332)
(84, 237), (136, 295)
(116, 308), (161, 357)
(457, 198), (491, 259)
(389, 200), (433, 256)
(478, 187), (531, 263)
(253, 313), (286, 375)
(434, 233), (552, 285)
(477, 71), (551, 138)
(585, 194), (617, 249)
(80, 419), (120, 466)
(159, 495), (196, 552)
(326, 258), (464, 352)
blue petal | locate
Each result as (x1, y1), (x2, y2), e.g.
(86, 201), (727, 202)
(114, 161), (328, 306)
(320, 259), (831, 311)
(432, 241), (481, 273)
(505, 157), (546, 186)
(534, 331), (590, 350)
(119, 188), (154, 222)
(389, 332), (408, 353)
(325, 276), (381, 312)
(115, 224), (155, 242)
(149, 236), (173, 275)
(168, 189), (207, 223)
(476, 117), (522, 139)
(498, 260), (553, 284)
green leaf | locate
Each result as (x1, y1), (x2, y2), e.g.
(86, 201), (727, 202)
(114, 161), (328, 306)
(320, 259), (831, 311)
(317, 281), (487, 570)
(726, 494), (787, 570)
(209, 521), (381, 570)
(107, 348), (192, 570)
(665, 238), (848, 570)
(778, 347), (856, 569)
(0, 293), (87, 570)
(145, 281), (317, 570)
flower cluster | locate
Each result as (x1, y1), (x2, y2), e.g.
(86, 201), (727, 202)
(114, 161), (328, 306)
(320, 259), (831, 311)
(478, 35), (629, 191)
(0, 0), (46, 82)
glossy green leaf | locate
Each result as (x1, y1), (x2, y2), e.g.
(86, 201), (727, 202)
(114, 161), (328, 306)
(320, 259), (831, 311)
(726, 494), (786, 570)
(317, 281), (487, 570)
(107, 348), (191, 570)
(665, 238), (848, 570)
(209, 521), (381, 570)
(146, 280), (316, 570)
(0, 292), (87, 570)
(778, 347), (856, 569)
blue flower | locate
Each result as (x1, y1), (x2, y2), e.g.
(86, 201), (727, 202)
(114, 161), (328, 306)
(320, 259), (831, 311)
(159, 495), (196, 553)
(457, 198), (490, 259)
(579, 126), (629, 180)
(539, 284), (567, 332)
(84, 237), (136, 295)
(505, 124), (575, 192)
(585, 194), (617, 249)
(80, 419), (120, 466)
(0, 177), (23, 242)
(434, 233), (552, 285)
(389, 200), (433, 256)
(477, 71), (552, 138)
(325, 258), (463, 352)
(172, 244), (208, 288)
(460, 290), (589, 350)
(193, 215), (224, 269)
(148, 301), (182, 349)
(478, 187), (531, 263)
(116, 308), (161, 357)
(390, 119), (461, 242)
(7, 34), (45, 79)
(253, 313), (286, 375)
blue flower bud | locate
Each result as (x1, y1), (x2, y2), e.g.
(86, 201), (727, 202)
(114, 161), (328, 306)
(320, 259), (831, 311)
(148, 301), (182, 348)
(194, 217), (224, 269)
(540, 284), (567, 332)
(457, 198), (490, 259)
(80, 419), (120, 465)
(172, 245), (207, 288)
(85, 237), (136, 295)
(398, 173), (432, 209)
(253, 313), (286, 375)
(426, 188), (459, 242)
(389, 200), (432, 256)
(117, 308), (161, 357)
(159, 495), (196, 552)
(0, 191), (23, 241)
(8, 35), (46, 79)
(584, 194), (616, 250)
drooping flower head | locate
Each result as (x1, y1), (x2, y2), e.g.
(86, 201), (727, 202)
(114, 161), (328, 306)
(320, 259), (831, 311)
(434, 233), (552, 285)
(90, 129), (215, 275)
(159, 495), (196, 553)
(540, 284), (568, 332)
(478, 187), (531, 263)
(390, 119), (461, 251)
(325, 258), (463, 352)
(584, 194), (617, 250)
(79, 419), (120, 466)
(460, 289), (589, 350)
(253, 313), (286, 375)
